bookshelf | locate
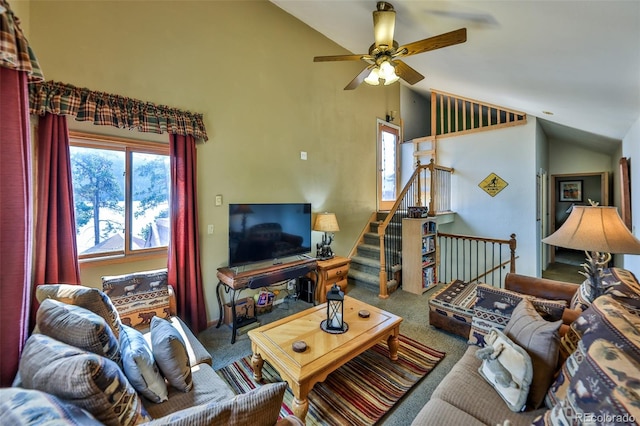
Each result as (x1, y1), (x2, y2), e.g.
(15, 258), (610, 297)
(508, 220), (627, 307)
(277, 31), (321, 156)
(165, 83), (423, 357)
(402, 218), (438, 295)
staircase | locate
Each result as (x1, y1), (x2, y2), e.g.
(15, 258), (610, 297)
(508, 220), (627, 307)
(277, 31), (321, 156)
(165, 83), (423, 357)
(348, 212), (402, 296)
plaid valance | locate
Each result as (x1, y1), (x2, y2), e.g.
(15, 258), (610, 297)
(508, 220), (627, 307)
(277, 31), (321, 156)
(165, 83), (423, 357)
(29, 81), (209, 142)
(0, 0), (44, 81)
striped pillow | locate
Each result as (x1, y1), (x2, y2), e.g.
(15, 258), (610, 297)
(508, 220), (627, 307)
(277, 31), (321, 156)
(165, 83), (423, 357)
(36, 284), (121, 339)
(36, 298), (121, 366)
(19, 334), (150, 426)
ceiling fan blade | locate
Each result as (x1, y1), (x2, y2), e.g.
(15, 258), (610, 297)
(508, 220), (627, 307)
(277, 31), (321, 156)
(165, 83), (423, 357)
(394, 60), (425, 85)
(344, 65), (374, 90)
(373, 2), (396, 49)
(397, 28), (467, 57)
(314, 54), (368, 62)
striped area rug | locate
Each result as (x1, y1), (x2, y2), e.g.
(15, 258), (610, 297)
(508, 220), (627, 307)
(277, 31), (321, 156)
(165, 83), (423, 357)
(216, 335), (445, 425)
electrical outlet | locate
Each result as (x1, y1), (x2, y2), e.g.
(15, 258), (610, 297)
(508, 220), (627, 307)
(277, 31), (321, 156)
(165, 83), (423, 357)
(287, 279), (296, 290)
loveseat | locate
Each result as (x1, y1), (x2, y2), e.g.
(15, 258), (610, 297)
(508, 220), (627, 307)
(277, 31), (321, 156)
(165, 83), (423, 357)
(413, 269), (640, 425)
(2, 269), (303, 426)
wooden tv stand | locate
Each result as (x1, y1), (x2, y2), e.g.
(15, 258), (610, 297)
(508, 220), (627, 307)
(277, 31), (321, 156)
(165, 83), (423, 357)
(216, 258), (318, 343)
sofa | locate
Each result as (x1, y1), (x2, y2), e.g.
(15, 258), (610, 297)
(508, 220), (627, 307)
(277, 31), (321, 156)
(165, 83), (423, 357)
(2, 269), (303, 426)
(413, 269), (640, 425)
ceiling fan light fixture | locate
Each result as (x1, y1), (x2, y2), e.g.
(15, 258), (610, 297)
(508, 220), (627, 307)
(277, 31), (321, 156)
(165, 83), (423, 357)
(379, 60), (399, 85)
(364, 67), (381, 85)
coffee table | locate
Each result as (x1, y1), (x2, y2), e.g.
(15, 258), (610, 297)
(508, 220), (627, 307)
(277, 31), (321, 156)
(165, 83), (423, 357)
(247, 296), (403, 422)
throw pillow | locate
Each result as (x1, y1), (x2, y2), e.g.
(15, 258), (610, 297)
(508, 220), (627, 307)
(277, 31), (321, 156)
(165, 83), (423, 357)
(102, 269), (171, 330)
(18, 334), (150, 426)
(36, 298), (121, 366)
(144, 382), (287, 426)
(546, 295), (640, 408)
(569, 278), (593, 311)
(536, 339), (640, 426)
(35, 284), (121, 339)
(503, 298), (561, 409)
(150, 316), (193, 392)
(468, 284), (567, 346)
(475, 328), (533, 412)
(0, 388), (102, 426)
(120, 324), (169, 403)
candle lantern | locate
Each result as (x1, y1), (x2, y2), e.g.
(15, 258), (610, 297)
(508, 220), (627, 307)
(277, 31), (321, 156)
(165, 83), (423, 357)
(326, 284), (344, 331)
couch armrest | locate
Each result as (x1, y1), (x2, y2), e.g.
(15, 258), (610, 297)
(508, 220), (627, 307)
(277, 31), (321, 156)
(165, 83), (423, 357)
(504, 273), (579, 304)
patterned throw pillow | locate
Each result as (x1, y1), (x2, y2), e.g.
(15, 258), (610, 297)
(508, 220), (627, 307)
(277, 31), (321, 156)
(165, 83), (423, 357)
(468, 284), (567, 346)
(569, 278), (593, 312)
(36, 298), (121, 366)
(570, 268), (640, 312)
(476, 328), (533, 412)
(546, 295), (640, 408)
(120, 324), (168, 403)
(0, 388), (102, 426)
(534, 339), (640, 426)
(102, 269), (170, 329)
(36, 284), (121, 339)
(19, 334), (150, 426)
(503, 298), (561, 410)
(150, 316), (193, 392)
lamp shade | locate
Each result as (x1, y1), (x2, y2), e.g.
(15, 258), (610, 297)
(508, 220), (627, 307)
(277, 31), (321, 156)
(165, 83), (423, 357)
(542, 206), (640, 254)
(313, 213), (340, 232)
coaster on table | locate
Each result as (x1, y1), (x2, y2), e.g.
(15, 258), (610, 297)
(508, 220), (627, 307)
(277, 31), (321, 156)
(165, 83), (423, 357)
(292, 341), (307, 352)
(358, 310), (370, 318)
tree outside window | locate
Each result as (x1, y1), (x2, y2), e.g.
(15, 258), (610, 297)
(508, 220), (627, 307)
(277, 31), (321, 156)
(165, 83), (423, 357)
(69, 134), (170, 259)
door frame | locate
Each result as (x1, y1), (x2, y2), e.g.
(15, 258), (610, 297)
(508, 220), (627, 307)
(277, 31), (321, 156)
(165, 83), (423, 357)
(377, 119), (402, 211)
(548, 171), (609, 263)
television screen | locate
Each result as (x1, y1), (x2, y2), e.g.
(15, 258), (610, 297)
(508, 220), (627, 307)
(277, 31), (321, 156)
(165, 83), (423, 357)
(228, 203), (312, 267)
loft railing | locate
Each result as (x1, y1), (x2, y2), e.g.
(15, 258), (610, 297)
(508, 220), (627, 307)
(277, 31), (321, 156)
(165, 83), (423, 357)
(431, 89), (527, 138)
(376, 160), (453, 298)
(438, 232), (518, 288)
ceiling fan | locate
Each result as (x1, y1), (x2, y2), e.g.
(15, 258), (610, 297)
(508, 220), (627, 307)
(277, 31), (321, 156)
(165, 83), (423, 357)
(313, 1), (467, 90)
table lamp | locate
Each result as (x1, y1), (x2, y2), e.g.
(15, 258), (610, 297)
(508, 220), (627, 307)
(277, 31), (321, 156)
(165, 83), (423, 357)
(542, 204), (640, 301)
(314, 212), (339, 260)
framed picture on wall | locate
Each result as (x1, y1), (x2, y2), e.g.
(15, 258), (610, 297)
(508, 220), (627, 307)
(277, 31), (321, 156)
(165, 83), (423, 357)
(559, 180), (583, 202)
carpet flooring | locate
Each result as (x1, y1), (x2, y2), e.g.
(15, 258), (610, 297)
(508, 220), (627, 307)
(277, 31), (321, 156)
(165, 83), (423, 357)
(216, 335), (445, 425)
(198, 285), (468, 425)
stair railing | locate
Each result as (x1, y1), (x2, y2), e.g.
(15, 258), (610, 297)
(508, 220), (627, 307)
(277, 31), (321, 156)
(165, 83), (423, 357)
(438, 232), (518, 288)
(376, 160), (453, 298)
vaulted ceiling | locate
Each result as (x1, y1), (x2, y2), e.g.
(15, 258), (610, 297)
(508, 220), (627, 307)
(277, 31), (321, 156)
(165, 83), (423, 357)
(271, 0), (640, 149)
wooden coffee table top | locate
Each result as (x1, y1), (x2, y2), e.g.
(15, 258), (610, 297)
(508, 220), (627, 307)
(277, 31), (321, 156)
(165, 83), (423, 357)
(248, 296), (402, 382)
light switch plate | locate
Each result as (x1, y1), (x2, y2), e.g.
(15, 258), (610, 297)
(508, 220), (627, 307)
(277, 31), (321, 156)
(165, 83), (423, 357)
(215, 194), (223, 206)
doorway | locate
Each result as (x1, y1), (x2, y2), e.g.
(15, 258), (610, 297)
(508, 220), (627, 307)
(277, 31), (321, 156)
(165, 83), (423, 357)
(377, 119), (401, 211)
(547, 172), (609, 266)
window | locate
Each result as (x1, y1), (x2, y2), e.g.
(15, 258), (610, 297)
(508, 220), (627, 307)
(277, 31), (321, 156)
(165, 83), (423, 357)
(69, 132), (170, 260)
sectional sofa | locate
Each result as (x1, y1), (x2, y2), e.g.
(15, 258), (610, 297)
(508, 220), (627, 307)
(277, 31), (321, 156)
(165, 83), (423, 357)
(414, 269), (640, 425)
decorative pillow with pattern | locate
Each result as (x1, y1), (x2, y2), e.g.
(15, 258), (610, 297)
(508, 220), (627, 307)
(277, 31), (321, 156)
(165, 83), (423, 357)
(569, 278), (593, 312)
(0, 388), (103, 426)
(19, 334), (150, 426)
(603, 267), (640, 310)
(102, 269), (170, 329)
(476, 328), (533, 412)
(120, 324), (168, 403)
(36, 284), (121, 339)
(150, 316), (193, 392)
(546, 295), (640, 408)
(468, 284), (567, 346)
(503, 298), (561, 409)
(36, 298), (121, 366)
(534, 339), (640, 426)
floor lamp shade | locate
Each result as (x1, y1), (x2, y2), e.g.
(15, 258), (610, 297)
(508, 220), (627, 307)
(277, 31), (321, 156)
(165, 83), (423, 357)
(542, 206), (640, 254)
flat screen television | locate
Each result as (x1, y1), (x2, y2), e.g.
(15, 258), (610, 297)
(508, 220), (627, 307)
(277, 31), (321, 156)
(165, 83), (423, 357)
(228, 203), (312, 267)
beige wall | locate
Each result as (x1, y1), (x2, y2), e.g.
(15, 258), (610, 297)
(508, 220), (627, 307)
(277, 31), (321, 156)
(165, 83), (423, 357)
(27, 0), (399, 322)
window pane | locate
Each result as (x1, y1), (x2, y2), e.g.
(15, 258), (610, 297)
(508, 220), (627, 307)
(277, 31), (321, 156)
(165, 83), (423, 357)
(131, 152), (170, 250)
(381, 130), (397, 201)
(70, 146), (125, 255)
